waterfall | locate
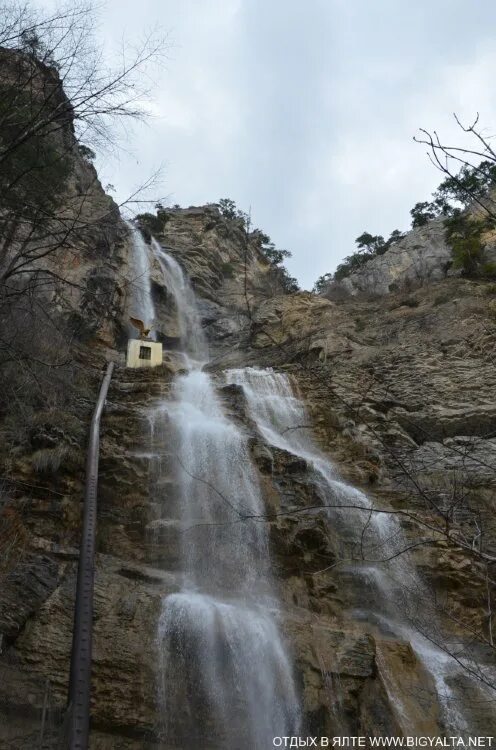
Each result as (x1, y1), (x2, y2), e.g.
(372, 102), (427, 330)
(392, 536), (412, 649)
(163, 367), (270, 593)
(126, 221), (156, 335)
(225, 367), (405, 560)
(151, 237), (208, 365)
(157, 593), (298, 748)
(150, 242), (300, 747)
(225, 367), (493, 735)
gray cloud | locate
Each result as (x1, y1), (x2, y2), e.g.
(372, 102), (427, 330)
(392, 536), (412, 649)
(94, 0), (496, 288)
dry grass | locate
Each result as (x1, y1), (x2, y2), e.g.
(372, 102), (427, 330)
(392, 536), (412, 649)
(0, 501), (28, 575)
(30, 445), (69, 474)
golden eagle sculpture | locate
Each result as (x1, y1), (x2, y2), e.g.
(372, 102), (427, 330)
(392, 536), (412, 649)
(130, 316), (152, 339)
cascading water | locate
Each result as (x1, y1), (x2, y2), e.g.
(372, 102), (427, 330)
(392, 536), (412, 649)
(126, 221), (156, 335)
(149, 243), (300, 747)
(162, 367), (270, 593)
(151, 237), (207, 364)
(225, 367), (405, 562)
(225, 367), (494, 735)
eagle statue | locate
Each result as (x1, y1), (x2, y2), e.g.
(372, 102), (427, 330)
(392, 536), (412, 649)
(130, 317), (153, 339)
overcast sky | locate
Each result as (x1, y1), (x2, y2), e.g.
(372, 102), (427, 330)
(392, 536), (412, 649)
(92, 0), (496, 289)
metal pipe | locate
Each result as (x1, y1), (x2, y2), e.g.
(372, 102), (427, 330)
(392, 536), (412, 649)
(38, 678), (50, 748)
(67, 361), (114, 750)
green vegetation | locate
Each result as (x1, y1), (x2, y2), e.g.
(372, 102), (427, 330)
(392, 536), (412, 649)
(77, 144), (96, 161)
(410, 161), (496, 227)
(136, 203), (171, 236)
(410, 162), (496, 277)
(331, 229), (405, 284)
(0, 86), (73, 224)
(443, 211), (492, 276)
(220, 261), (235, 278)
(312, 230), (405, 291)
(432, 291), (453, 306)
(400, 297), (420, 308)
(218, 198), (252, 229)
(218, 198), (240, 221)
(410, 201), (441, 228)
(137, 198), (300, 294)
(217, 199), (299, 294)
(313, 159), (496, 293)
(313, 272), (334, 294)
(255, 235), (299, 293)
(0, 0), (165, 474)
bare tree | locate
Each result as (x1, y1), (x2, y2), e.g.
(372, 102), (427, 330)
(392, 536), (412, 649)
(0, 1), (167, 376)
(414, 113), (496, 222)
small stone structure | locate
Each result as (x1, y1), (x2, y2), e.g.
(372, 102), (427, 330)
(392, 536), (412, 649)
(126, 339), (162, 368)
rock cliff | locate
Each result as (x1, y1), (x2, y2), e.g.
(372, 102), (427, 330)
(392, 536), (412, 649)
(338, 219), (453, 296)
(0, 56), (495, 748)
(332, 210), (496, 299)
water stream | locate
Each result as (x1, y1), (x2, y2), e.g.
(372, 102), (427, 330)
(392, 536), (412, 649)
(126, 221), (156, 334)
(225, 367), (493, 735)
(148, 240), (300, 747)
(225, 367), (406, 563)
(152, 237), (207, 365)
(130, 227), (493, 742)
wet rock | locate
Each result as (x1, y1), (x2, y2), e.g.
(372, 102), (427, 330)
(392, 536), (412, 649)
(2, 196), (496, 747)
(0, 553), (60, 640)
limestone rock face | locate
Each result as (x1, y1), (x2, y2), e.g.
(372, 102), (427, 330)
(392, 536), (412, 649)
(144, 205), (273, 302)
(338, 220), (453, 296)
(0, 48), (131, 353)
(138, 205), (286, 349)
(1, 191), (496, 748)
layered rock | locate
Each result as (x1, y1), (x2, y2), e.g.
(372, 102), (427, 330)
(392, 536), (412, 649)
(140, 205), (286, 347)
(1, 167), (496, 748)
(225, 272), (496, 695)
(338, 219), (453, 297)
